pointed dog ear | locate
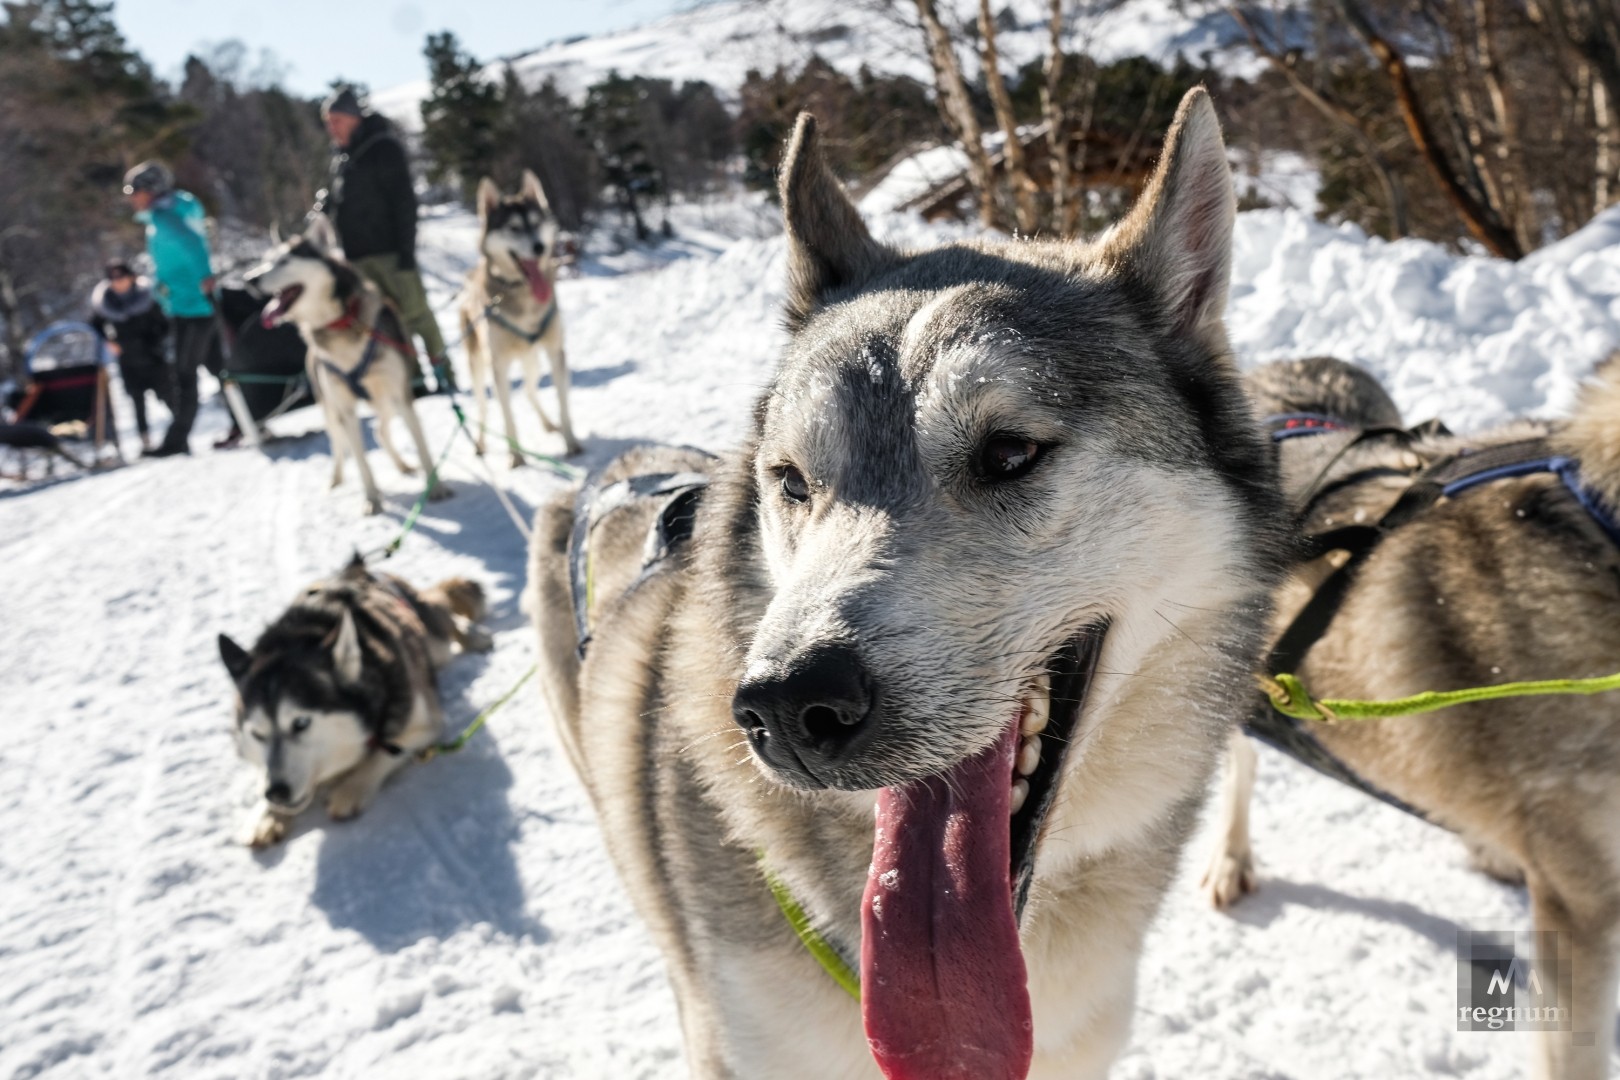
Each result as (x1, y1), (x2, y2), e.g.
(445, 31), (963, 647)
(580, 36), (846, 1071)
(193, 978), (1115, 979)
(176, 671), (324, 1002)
(304, 213), (338, 254)
(520, 169), (549, 211)
(477, 176), (501, 222)
(778, 112), (895, 331)
(218, 633), (252, 682)
(1093, 87), (1235, 354)
(330, 608), (363, 685)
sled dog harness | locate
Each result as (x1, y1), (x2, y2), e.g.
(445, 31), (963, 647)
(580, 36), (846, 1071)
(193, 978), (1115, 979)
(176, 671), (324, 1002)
(484, 300), (556, 345)
(1248, 415), (1620, 822)
(562, 458), (865, 997)
(318, 300), (415, 403)
(565, 458), (716, 661)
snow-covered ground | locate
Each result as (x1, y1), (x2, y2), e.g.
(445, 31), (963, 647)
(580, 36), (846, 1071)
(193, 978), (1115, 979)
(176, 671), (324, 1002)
(5, 195), (1620, 1080)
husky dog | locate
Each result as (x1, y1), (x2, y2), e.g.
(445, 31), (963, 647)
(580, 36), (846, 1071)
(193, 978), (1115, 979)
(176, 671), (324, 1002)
(218, 557), (492, 848)
(529, 91), (1287, 1079)
(245, 216), (450, 515)
(1202, 354), (1620, 1080)
(459, 170), (581, 464)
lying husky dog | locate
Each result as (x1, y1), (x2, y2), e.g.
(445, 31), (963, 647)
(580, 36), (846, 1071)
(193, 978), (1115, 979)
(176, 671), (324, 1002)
(530, 90), (1286, 1079)
(1203, 354), (1620, 1080)
(218, 556), (491, 847)
(459, 170), (582, 463)
(246, 216), (450, 515)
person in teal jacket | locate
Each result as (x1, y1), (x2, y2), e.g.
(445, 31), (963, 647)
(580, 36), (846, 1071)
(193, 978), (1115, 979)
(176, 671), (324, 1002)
(124, 161), (219, 457)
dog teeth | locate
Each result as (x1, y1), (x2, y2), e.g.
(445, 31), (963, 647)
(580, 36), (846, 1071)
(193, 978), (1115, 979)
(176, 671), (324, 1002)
(1009, 778), (1030, 816)
(1020, 677), (1051, 735)
(1016, 736), (1041, 777)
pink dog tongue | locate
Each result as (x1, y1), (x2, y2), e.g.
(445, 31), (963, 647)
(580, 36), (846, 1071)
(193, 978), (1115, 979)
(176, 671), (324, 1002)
(862, 726), (1032, 1080)
(517, 258), (552, 305)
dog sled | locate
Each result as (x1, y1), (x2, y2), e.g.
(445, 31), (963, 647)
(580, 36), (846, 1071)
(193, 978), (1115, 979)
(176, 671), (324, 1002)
(0, 321), (123, 481)
(214, 286), (313, 447)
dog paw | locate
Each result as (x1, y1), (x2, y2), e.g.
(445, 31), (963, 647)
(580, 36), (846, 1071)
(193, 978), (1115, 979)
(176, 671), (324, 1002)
(246, 811), (289, 849)
(329, 472), (344, 490)
(563, 440), (583, 458)
(509, 451), (525, 469)
(428, 482), (454, 502)
(1200, 850), (1257, 909)
(326, 787), (370, 822)
(361, 495), (384, 516)
(473, 439), (486, 457)
(397, 460), (417, 476)
(461, 625), (495, 654)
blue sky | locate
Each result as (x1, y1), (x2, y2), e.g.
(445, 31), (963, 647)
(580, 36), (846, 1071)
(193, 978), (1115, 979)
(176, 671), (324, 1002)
(116, 0), (687, 97)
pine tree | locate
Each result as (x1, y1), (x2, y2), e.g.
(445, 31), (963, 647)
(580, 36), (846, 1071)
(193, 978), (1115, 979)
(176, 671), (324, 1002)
(418, 31), (502, 202)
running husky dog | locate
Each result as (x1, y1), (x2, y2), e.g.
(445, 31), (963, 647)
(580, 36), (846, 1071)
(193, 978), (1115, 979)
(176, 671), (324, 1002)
(218, 556), (492, 848)
(1203, 354), (1620, 1080)
(245, 216), (450, 515)
(529, 91), (1286, 1079)
(459, 170), (581, 464)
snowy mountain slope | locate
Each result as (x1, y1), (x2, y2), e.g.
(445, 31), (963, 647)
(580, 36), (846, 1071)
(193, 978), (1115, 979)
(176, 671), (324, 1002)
(370, 0), (1291, 129)
(4, 199), (1620, 1079)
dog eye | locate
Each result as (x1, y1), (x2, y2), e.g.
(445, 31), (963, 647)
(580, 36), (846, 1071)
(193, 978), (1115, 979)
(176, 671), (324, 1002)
(250, 729), (268, 742)
(780, 466), (810, 504)
(978, 435), (1042, 481)
(290, 716), (311, 735)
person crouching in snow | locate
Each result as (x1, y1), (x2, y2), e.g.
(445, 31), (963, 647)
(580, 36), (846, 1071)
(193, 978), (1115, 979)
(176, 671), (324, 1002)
(90, 260), (172, 453)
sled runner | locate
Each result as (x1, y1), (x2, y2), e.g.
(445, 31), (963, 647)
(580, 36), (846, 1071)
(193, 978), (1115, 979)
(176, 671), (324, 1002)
(1, 322), (122, 481)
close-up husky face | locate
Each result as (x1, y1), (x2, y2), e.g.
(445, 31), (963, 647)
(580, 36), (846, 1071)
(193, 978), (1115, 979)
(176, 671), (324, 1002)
(218, 616), (372, 814)
(477, 170), (559, 306)
(243, 215), (355, 330)
(729, 100), (1278, 1070)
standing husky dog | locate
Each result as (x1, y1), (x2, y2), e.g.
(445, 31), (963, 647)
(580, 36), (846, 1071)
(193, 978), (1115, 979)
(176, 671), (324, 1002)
(246, 217), (450, 515)
(1203, 354), (1620, 1080)
(459, 170), (581, 464)
(529, 91), (1286, 1079)
(218, 557), (491, 848)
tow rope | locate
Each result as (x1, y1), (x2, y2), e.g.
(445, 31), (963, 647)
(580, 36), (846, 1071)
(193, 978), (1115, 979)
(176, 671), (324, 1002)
(416, 664), (536, 763)
(1247, 423), (1620, 820)
(1261, 668), (1620, 723)
(760, 859), (861, 1001)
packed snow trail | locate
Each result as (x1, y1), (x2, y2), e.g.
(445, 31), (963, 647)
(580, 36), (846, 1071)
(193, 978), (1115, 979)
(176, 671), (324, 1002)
(4, 201), (1620, 1078)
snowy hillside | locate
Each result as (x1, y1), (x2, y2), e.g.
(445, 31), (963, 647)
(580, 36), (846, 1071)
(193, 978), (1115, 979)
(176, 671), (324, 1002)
(5, 198), (1620, 1079)
(370, 0), (1290, 129)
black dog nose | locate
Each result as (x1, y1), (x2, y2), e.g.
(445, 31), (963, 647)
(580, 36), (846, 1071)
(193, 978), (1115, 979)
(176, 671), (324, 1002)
(533, 240), (546, 257)
(733, 644), (874, 784)
(265, 781), (292, 805)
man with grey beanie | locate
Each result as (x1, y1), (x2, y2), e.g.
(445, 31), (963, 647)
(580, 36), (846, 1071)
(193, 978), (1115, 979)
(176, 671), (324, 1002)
(313, 85), (454, 392)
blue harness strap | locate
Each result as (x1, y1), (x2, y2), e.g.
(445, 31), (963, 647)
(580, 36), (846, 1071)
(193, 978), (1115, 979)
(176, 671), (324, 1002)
(321, 331), (382, 402)
(485, 301), (556, 345)
(567, 465), (715, 660)
(1251, 427), (1620, 826)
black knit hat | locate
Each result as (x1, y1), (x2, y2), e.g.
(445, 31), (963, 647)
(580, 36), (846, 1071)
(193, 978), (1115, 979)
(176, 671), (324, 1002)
(104, 260), (134, 279)
(321, 85), (365, 119)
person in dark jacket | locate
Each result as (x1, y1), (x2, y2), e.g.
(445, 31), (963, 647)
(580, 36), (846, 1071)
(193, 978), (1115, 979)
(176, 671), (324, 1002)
(314, 86), (454, 392)
(90, 261), (171, 451)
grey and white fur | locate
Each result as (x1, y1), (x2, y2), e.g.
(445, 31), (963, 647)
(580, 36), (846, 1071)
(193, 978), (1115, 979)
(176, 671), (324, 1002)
(529, 90), (1288, 1079)
(218, 556), (491, 848)
(459, 170), (581, 463)
(1203, 353), (1620, 1080)
(244, 216), (449, 515)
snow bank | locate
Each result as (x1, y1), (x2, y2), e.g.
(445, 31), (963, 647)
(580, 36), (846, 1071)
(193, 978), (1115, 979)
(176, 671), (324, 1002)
(1230, 207), (1620, 430)
(3, 198), (1618, 1079)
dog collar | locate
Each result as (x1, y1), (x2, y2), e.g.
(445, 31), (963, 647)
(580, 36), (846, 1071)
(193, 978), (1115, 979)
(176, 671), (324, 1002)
(322, 296), (364, 333)
(1264, 412), (1349, 441)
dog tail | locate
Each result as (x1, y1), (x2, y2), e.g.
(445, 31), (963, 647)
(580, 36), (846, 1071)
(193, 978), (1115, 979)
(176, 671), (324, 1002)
(436, 577), (487, 623)
(1555, 351), (1620, 508)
